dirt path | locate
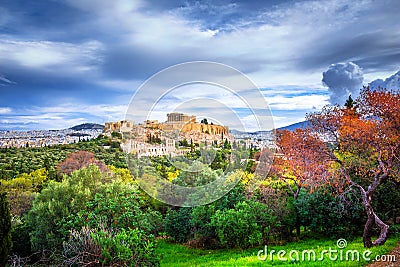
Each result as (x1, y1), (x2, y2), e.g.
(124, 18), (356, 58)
(366, 242), (400, 267)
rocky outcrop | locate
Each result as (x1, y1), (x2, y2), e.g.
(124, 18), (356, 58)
(180, 123), (228, 135)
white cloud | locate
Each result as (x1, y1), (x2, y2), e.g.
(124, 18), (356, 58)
(266, 94), (330, 110)
(0, 37), (103, 73)
(0, 107), (12, 114)
(0, 104), (127, 130)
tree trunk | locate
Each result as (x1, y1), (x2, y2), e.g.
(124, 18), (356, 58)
(362, 195), (389, 248)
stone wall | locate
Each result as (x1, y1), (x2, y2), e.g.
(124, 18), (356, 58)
(104, 120), (134, 133)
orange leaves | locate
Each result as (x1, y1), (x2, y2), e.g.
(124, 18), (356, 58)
(271, 129), (333, 195)
(274, 87), (400, 195)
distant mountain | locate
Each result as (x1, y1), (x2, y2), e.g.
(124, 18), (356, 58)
(229, 129), (246, 135)
(69, 123), (104, 131)
(369, 70), (400, 90)
(229, 121), (310, 135)
(276, 120), (311, 131)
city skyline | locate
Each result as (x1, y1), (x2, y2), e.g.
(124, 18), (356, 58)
(0, 0), (399, 131)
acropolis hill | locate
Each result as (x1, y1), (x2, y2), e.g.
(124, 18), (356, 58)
(104, 113), (229, 137)
(104, 113), (231, 157)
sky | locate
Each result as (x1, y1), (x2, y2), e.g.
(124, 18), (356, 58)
(0, 0), (399, 131)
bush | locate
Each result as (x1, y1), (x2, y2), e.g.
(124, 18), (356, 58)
(255, 185), (296, 240)
(296, 187), (365, 239)
(389, 224), (400, 237)
(187, 180), (246, 248)
(26, 165), (114, 251)
(164, 208), (192, 243)
(190, 204), (218, 248)
(60, 182), (163, 237)
(0, 168), (47, 217)
(63, 226), (159, 267)
(211, 201), (276, 248)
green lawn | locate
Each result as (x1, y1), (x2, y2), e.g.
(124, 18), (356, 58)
(158, 237), (398, 267)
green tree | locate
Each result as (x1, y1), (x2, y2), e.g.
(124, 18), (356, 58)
(344, 95), (354, 109)
(0, 192), (12, 266)
(223, 138), (231, 149)
(164, 208), (193, 243)
(111, 131), (122, 139)
(26, 165), (113, 251)
(211, 201), (276, 248)
(0, 168), (48, 217)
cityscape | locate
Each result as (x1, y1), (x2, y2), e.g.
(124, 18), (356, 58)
(0, 112), (276, 153)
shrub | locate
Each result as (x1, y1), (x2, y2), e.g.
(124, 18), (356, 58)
(255, 185), (296, 240)
(164, 208), (193, 243)
(187, 179), (247, 248)
(296, 187), (365, 239)
(211, 201), (276, 248)
(63, 226), (159, 267)
(26, 165), (113, 251)
(60, 182), (163, 237)
(388, 224), (400, 237)
(190, 204), (218, 248)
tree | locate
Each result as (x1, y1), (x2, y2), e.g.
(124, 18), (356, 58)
(344, 95), (354, 109)
(201, 118), (208, 124)
(0, 168), (48, 217)
(0, 192), (12, 266)
(57, 150), (108, 176)
(111, 131), (122, 139)
(305, 87), (400, 247)
(270, 129), (332, 237)
(26, 165), (114, 251)
(223, 138), (231, 149)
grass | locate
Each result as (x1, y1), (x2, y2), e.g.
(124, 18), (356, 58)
(158, 237), (399, 267)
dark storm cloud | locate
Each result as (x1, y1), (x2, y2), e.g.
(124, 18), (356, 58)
(298, 31), (400, 73)
(293, 1), (400, 74)
(322, 62), (364, 105)
(145, 0), (296, 30)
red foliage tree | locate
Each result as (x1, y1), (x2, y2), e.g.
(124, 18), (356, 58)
(270, 87), (399, 247)
(305, 87), (399, 247)
(57, 151), (108, 176)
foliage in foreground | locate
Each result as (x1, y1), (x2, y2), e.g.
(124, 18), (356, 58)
(211, 201), (276, 248)
(0, 192), (12, 266)
(63, 227), (159, 267)
(23, 164), (161, 266)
